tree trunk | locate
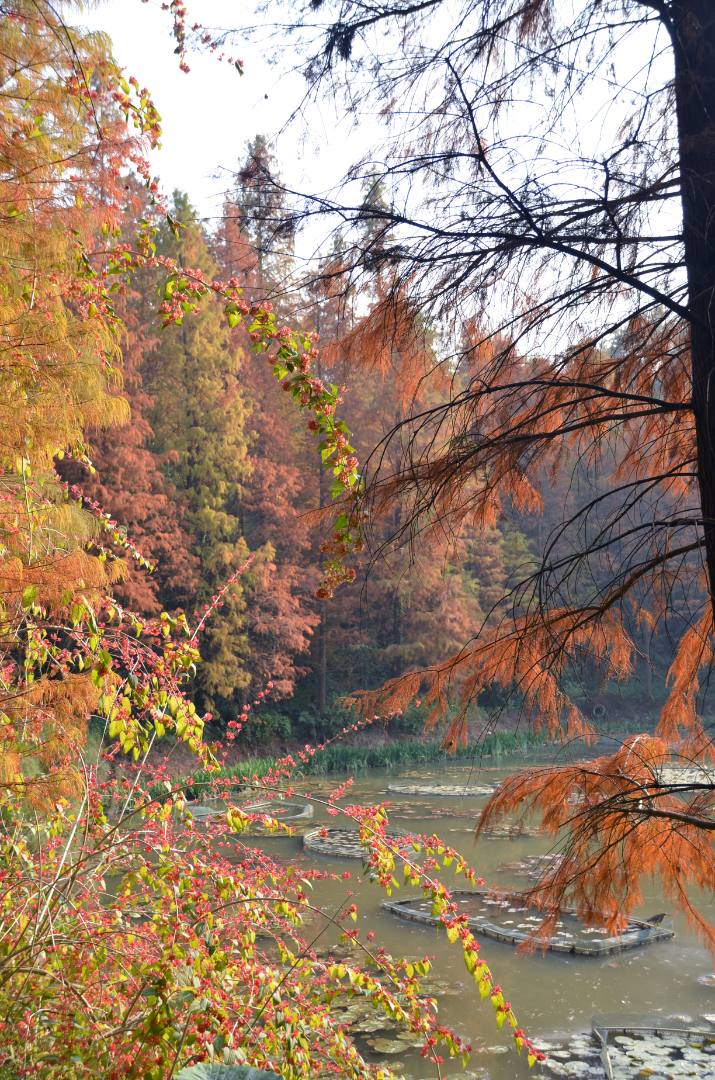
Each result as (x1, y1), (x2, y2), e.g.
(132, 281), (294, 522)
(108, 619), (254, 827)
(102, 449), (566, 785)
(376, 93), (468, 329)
(390, 409), (403, 677)
(318, 600), (328, 716)
(672, 0), (715, 614)
(641, 621), (654, 703)
(316, 348), (328, 717)
(391, 586), (402, 677)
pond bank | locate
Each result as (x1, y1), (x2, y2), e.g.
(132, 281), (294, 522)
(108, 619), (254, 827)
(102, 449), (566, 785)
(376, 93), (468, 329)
(178, 729), (546, 799)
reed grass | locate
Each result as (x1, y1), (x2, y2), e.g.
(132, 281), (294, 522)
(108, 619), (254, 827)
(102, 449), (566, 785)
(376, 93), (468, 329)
(172, 729), (545, 800)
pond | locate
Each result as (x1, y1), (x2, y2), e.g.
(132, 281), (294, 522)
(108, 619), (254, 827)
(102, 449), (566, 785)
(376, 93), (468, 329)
(233, 752), (715, 1079)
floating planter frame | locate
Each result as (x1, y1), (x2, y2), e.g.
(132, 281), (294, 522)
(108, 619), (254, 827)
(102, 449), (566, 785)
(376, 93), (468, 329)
(657, 764), (715, 788)
(303, 826), (405, 860)
(387, 782), (494, 797)
(188, 799), (313, 825)
(592, 1015), (715, 1079)
(243, 800), (314, 823)
(382, 890), (674, 956)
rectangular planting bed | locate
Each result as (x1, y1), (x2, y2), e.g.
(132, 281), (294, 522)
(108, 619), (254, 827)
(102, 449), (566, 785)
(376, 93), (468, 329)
(387, 782), (494, 797)
(592, 1015), (715, 1079)
(382, 890), (674, 956)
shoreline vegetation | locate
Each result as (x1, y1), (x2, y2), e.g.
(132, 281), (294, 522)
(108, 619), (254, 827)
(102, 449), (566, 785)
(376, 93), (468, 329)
(175, 730), (561, 800)
(168, 716), (671, 800)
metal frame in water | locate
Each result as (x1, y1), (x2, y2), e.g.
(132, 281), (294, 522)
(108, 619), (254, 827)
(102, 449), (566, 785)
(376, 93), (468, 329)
(382, 889), (675, 956)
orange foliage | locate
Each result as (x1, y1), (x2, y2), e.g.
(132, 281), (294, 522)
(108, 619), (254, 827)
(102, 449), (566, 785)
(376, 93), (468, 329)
(322, 279), (444, 410)
(344, 304), (715, 933)
(346, 607), (637, 747)
(0, 3), (158, 803)
(477, 735), (715, 949)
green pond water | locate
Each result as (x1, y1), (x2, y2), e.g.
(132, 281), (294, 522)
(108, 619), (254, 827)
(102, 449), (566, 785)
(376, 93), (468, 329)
(240, 750), (715, 1079)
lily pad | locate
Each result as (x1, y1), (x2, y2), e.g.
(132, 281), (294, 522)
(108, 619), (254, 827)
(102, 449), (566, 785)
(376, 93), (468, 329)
(367, 1037), (408, 1054)
(303, 826), (405, 860)
(353, 1016), (391, 1034)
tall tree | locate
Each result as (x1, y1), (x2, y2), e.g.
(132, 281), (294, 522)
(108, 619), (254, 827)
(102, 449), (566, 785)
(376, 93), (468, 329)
(216, 148), (320, 703)
(244, 0), (715, 934)
(313, 268), (485, 709)
(66, 249), (201, 614)
(229, 134), (295, 301)
(0, 2), (151, 798)
(147, 193), (255, 718)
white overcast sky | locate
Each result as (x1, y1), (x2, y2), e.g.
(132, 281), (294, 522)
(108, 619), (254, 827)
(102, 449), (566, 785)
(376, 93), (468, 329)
(81, 0), (361, 228)
(80, 1), (676, 348)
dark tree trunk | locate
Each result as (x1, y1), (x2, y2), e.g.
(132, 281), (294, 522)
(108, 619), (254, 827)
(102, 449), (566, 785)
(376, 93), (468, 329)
(390, 410), (403, 677)
(641, 621), (654, 703)
(317, 570), (328, 716)
(672, 0), (715, 613)
(316, 348), (328, 717)
(391, 586), (402, 677)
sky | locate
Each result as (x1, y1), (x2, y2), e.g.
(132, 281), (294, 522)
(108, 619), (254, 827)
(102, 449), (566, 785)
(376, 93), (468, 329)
(80, 0), (358, 227)
(80, 0), (677, 351)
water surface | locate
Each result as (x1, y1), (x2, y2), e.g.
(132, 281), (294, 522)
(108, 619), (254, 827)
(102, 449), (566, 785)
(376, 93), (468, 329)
(250, 754), (715, 1078)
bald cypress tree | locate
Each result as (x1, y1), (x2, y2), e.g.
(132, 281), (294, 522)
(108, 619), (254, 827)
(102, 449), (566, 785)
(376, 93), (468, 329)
(251, 0), (715, 932)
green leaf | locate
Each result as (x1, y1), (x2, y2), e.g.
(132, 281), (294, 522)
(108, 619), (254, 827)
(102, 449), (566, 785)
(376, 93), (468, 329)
(175, 1067), (280, 1080)
(21, 585), (38, 609)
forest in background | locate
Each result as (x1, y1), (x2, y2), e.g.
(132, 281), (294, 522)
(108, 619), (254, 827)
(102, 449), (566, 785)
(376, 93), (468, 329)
(71, 138), (684, 750)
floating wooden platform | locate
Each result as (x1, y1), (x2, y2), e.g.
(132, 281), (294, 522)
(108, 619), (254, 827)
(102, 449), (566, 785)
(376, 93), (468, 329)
(303, 826), (406, 860)
(592, 1015), (715, 1079)
(657, 764), (715, 788)
(387, 782), (494, 797)
(382, 890), (674, 956)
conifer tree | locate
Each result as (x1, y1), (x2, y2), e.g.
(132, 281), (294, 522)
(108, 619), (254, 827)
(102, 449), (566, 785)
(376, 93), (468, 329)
(147, 193), (255, 718)
(0, 3), (163, 799)
(231, 134), (294, 301)
(236, 346), (319, 700)
(317, 286), (484, 700)
(217, 147), (320, 704)
(464, 528), (507, 619)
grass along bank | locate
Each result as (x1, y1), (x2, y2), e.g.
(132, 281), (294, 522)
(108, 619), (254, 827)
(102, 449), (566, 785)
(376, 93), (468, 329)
(175, 730), (546, 801)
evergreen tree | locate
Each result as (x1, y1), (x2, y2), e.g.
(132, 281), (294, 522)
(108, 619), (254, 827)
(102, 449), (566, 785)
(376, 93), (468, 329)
(499, 524), (539, 613)
(231, 134), (294, 300)
(147, 193), (254, 718)
(464, 527), (507, 618)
